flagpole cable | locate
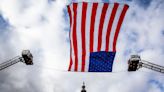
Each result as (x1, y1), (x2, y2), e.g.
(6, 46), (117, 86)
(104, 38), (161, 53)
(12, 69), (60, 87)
(30, 63), (164, 75)
(33, 64), (68, 72)
(31, 63), (128, 73)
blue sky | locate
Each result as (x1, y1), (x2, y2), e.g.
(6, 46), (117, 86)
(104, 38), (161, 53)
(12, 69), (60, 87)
(0, 0), (164, 92)
(0, 15), (8, 29)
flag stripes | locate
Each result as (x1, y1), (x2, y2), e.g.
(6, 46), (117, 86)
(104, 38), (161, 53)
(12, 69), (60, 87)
(67, 2), (129, 72)
(67, 5), (73, 71)
(113, 4), (129, 52)
(105, 3), (118, 51)
(81, 3), (87, 72)
(72, 3), (78, 71)
(97, 3), (108, 52)
(90, 3), (98, 53)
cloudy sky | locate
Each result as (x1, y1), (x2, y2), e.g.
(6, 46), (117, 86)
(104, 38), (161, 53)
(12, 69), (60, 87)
(0, 0), (164, 92)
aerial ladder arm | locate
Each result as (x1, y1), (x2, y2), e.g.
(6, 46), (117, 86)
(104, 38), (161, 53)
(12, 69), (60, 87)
(128, 55), (164, 74)
(139, 60), (164, 73)
(0, 56), (23, 71)
(0, 50), (33, 71)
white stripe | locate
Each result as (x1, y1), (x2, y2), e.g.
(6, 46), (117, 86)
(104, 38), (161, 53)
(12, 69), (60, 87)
(109, 4), (124, 51)
(101, 4), (114, 51)
(93, 3), (104, 52)
(85, 3), (93, 72)
(70, 4), (75, 71)
(76, 3), (82, 71)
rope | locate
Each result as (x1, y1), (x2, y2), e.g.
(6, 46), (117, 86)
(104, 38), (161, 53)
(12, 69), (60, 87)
(32, 64), (128, 74)
(34, 64), (67, 72)
(27, 60), (164, 75)
(31, 65), (164, 76)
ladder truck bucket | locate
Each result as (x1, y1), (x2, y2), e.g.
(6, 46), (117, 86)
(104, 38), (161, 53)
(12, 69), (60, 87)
(22, 50), (33, 65)
(128, 55), (141, 71)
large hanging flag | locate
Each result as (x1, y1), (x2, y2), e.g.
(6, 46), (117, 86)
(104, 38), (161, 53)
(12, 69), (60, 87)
(67, 2), (129, 72)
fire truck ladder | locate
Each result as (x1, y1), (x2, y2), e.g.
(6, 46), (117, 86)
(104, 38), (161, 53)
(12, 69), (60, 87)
(128, 55), (164, 74)
(0, 50), (33, 71)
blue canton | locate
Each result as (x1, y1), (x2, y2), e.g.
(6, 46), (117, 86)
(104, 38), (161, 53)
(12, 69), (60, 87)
(89, 51), (116, 72)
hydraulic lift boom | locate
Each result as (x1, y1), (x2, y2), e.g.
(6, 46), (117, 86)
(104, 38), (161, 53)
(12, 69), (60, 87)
(0, 50), (33, 71)
(128, 55), (164, 74)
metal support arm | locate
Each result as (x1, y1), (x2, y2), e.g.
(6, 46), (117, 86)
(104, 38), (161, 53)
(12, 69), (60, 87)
(0, 56), (24, 71)
(139, 60), (164, 73)
(0, 50), (33, 71)
(128, 55), (164, 74)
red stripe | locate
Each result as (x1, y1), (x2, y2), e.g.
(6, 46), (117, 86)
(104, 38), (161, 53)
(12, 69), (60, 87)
(81, 2), (87, 72)
(97, 3), (109, 51)
(67, 6), (72, 27)
(105, 3), (119, 51)
(72, 3), (78, 71)
(113, 4), (129, 52)
(67, 6), (73, 71)
(90, 3), (98, 52)
(68, 57), (72, 71)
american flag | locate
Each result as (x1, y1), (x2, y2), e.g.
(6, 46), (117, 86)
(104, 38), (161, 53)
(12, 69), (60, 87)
(67, 2), (129, 72)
